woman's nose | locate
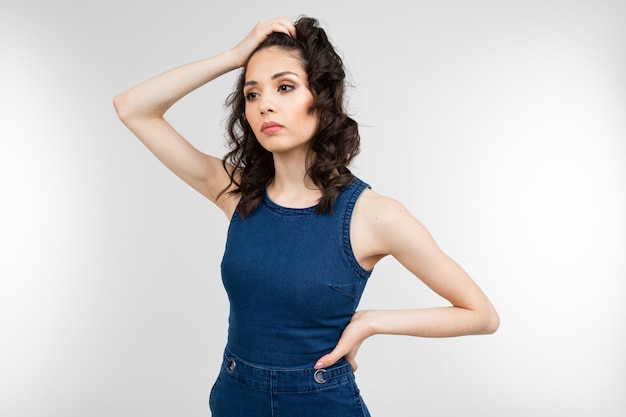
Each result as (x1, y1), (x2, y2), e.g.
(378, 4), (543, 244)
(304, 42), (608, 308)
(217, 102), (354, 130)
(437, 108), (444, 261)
(259, 95), (275, 114)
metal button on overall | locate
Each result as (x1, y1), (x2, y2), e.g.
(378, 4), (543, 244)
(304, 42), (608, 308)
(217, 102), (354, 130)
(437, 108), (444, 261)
(313, 369), (327, 384)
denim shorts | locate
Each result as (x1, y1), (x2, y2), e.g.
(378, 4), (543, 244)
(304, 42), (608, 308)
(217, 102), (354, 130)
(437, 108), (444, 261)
(209, 349), (371, 417)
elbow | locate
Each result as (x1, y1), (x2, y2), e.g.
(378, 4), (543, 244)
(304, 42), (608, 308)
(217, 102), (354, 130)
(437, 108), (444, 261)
(112, 93), (129, 121)
(480, 308), (500, 335)
(113, 92), (141, 123)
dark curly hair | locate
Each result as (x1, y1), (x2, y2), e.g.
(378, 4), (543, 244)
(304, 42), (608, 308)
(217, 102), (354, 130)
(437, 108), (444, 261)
(220, 16), (360, 217)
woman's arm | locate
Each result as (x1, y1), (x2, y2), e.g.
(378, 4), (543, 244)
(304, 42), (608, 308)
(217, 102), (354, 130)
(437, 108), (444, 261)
(113, 17), (296, 217)
(113, 52), (240, 216)
(315, 189), (500, 371)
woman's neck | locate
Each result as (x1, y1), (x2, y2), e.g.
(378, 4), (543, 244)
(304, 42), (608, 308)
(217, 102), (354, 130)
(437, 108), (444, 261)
(269, 153), (321, 208)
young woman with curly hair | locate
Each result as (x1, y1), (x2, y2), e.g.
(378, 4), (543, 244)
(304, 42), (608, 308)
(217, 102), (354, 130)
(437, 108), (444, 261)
(114, 16), (499, 417)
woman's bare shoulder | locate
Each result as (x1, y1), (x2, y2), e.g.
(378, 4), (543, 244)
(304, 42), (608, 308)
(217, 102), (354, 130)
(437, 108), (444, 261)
(351, 188), (422, 268)
(355, 188), (413, 224)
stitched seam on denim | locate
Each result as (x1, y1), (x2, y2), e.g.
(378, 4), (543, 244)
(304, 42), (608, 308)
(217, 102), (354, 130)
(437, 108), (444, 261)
(341, 178), (373, 279)
(327, 284), (358, 297)
(270, 371), (276, 417)
(263, 189), (317, 216)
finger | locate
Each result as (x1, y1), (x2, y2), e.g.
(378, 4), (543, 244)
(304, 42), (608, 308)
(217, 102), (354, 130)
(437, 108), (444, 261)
(314, 340), (351, 369)
(280, 17), (296, 38)
(314, 350), (343, 370)
(315, 351), (359, 372)
(270, 17), (296, 38)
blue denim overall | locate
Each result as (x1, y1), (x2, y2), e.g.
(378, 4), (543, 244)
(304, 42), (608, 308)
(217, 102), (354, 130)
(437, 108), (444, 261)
(210, 178), (372, 416)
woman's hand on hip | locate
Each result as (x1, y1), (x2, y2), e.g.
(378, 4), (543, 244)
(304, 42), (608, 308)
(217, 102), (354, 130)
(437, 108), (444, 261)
(314, 310), (376, 372)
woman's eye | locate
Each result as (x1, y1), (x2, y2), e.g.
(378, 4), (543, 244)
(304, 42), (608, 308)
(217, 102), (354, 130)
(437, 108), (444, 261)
(278, 84), (294, 92)
(245, 92), (259, 100)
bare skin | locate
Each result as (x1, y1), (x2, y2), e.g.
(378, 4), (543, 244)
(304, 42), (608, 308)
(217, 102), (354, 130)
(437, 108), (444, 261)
(114, 17), (499, 373)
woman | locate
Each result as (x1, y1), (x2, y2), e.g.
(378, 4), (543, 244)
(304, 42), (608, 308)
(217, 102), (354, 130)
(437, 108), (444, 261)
(114, 16), (499, 417)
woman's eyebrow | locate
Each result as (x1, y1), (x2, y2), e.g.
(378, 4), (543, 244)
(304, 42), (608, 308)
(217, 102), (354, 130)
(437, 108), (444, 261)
(244, 71), (300, 87)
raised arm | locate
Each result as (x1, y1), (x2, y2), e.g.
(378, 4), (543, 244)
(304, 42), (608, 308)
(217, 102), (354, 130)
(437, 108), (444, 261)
(113, 17), (296, 218)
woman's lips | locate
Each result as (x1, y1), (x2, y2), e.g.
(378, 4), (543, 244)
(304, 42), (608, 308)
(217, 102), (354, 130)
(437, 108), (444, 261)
(261, 121), (284, 134)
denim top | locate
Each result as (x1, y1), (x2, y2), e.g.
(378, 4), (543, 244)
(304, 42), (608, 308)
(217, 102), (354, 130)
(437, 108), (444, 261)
(221, 177), (372, 368)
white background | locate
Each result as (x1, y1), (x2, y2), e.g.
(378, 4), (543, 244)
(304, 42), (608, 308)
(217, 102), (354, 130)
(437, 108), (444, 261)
(1, 0), (625, 416)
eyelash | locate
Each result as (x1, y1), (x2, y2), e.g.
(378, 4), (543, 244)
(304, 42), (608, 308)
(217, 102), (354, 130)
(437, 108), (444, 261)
(278, 84), (294, 92)
(245, 84), (295, 101)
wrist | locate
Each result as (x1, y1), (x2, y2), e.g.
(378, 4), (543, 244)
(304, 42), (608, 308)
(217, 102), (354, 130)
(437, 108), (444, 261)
(224, 46), (248, 69)
(353, 309), (380, 338)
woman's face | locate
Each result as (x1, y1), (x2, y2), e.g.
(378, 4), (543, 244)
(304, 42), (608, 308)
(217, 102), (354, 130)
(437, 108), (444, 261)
(243, 47), (318, 156)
